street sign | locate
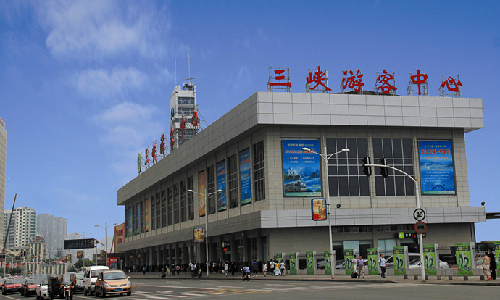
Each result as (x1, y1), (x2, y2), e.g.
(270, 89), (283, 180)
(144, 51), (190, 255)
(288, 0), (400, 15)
(398, 232), (426, 239)
(64, 238), (96, 249)
(413, 208), (426, 221)
(414, 221), (427, 234)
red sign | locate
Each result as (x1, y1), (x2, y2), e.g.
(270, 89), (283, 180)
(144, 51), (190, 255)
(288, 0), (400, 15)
(341, 69), (364, 93)
(145, 148), (150, 165)
(151, 143), (157, 163)
(414, 221), (427, 234)
(410, 69), (428, 95)
(269, 68), (292, 88)
(375, 70), (397, 94)
(440, 76), (462, 93)
(306, 66), (331, 91)
(160, 133), (165, 155)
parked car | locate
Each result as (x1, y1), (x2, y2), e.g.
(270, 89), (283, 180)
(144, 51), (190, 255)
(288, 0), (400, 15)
(408, 258), (450, 269)
(35, 277), (48, 300)
(95, 270), (132, 297)
(2, 277), (23, 295)
(74, 272), (84, 293)
(21, 278), (38, 297)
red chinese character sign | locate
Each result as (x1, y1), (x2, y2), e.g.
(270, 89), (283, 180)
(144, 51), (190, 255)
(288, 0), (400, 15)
(268, 67), (292, 92)
(408, 69), (428, 96)
(306, 66), (331, 92)
(341, 69), (364, 93)
(439, 75), (462, 97)
(375, 70), (397, 95)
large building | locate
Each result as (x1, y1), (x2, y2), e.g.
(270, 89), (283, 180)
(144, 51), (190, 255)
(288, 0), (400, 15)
(36, 214), (67, 258)
(117, 90), (485, 272)
(3, 207), (37, 251)
(0, 117), (6, 249)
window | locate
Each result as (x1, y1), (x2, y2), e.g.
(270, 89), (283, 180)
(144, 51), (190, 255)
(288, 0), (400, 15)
(151, 195), (156, 231)
(178, 107), (194, 114)
(167, 188), (173, 226)
(161, 190), (166, 227)
(178, 97), (194, 104)
(327, 138), (369, 196)
(253, 141), (265, 201)
(188, 176), (194, 220)
(132, 204), (137, 235)
(207, 165), (215, 214)
(141, 200), (145, 233)
(174, 184), (179, 224)
(180, 181), (187, 222)
(156, 192), (161, 229)
(228, 154), (238, 209)
(373, 138), (414, 196)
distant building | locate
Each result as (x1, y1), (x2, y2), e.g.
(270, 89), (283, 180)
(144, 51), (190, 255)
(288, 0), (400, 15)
(0, 117), (6, 248)
(2, 207), (37, 251)
(36, 214), (67, 258)
(26, 235), (46, 274)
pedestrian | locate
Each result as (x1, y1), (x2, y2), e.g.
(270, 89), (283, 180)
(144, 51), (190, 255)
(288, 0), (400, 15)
(482, 253), (491, 280)
(161, 266), (166, 278)
(279, 261), (285, 276)
(190, 262), (196, 278)
(242, 265), (251, 281)
(231, 262), (236, 276)
(171, 264), (175, 276)
(262, 262), (267, 277)
(269, 260), (274, 275)
(142, 266), (146, 276)
(176, 264), (181, 275)
(224, 262), (229, 277)
(253, 261), (259, 277)
(357, 256), (365, 279)
(487, 249), (497, 280)
(379, 254), (387, 278)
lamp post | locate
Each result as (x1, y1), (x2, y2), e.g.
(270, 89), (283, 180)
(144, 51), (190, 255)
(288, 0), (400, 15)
(95, 223), (117, 266)
(187, 189), (222, 278)
(303, 143), (349, 280)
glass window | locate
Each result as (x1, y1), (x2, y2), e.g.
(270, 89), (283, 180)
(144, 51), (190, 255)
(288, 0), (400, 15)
(188, 176), (194, 220)
(180, 181), (187, 222)
(167, 188), (173, 226)
(228, 154), (238, 209)
(327, 138), (369, 197)
(156, 192), (161, 229)
(373, 138), (415, 196)
(178, 97), (194, 104)
(151, 195), (156, 231)
(207, 165), (215, 214)
(161, 190), (166, 227)
(253, 141), (265, 201)
(174, 184), (179, 224)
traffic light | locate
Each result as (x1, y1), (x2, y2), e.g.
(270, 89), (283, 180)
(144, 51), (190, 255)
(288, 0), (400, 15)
(379, 157), (388, 178)
(362, 157), (371, 177)
(412, 233), (418, 245)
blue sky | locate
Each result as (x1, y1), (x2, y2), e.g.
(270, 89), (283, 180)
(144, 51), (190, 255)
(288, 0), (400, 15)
(1, 0), (499, 244)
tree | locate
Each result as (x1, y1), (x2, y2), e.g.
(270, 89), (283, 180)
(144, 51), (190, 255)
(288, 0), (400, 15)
(74, 259), (95, 270)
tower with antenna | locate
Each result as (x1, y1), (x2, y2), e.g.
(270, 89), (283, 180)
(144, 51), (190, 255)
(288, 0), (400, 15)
(169, 53), (200, 150)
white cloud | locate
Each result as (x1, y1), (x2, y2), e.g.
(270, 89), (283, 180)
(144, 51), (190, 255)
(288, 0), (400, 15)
(74, 67), (148, 100)
(37, 0), (170, 60)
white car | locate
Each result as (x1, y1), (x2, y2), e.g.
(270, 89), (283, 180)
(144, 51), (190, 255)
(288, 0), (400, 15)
(408, 258), (450, 269)
(36, 280), (48, 300)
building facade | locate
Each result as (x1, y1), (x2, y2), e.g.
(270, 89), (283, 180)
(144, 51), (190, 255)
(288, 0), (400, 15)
(36, 214), (67, 258)
(3, 207), (37, 251)
(117, 91), (485, 271)
(0, 117), (6, 249)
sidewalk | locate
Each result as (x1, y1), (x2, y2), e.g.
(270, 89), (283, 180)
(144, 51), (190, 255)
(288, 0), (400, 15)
(127, 271), (500, 286)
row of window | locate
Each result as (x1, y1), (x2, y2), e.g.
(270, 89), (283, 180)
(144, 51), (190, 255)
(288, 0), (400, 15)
(125, 141), (265, 236)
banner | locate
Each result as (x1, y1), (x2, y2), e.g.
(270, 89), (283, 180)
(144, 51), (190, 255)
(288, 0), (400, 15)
(198, 171), (206, 217)
(423, 244), (437, 275)
(193, 228), (205, 243)
(114, 223), (125, 248)
(107, 257), (117, 269)
(306, 251), (314, 275)
(311, 198), (327, 221)
(128, 208), (133, 237)
(368, 248), (379, 275)
(456, 243), (473, 276)
(136, 203), (141, 234)
(77, 251), (83, 259)
(344, 249), (354, 275)
(283, 140), (321, 197)
(495, 242), (500, 272)
(419, 140), (455, 194)
(393, 246), (406, 275)
(217, 161), (227, 211)
(239, 148), (251, 205)
(275, 253), (283, 262)
(289, 252), (297, 275)
(324, 251), (331, 275)
(145, 198), (150, 232)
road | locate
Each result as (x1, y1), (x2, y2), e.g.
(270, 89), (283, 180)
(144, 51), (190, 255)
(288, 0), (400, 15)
(3, 278), (499, 300)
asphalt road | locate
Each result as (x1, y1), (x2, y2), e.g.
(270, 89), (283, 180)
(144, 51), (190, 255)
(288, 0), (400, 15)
(3, 279), (499, 300)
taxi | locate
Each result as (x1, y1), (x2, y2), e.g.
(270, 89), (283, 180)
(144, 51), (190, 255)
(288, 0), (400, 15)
(95, 270), (131, 297)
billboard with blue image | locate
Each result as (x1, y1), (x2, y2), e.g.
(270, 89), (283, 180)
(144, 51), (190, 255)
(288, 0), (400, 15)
(217, 160), (227, 211)
(419, 140), (455, 194)
(283, 140), (321, 197)
(239, 148), (251, 205)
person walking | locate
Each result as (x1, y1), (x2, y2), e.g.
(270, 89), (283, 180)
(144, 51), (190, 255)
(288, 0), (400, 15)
(262, 262), (267, 277)
(357, 256), (365, 279)
(279, 261), (286, 276)
(253, 261), (259, 277)
(483, 253), (491, 280)
(224, 262), (229, 277)
(142, 266), (146, 276)
(379, 254), (387, 278)
(488, 249), (497, 280)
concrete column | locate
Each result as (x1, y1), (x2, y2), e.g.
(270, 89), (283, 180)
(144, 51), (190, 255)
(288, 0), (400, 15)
(257, 231), (263, 263)
(230, 234), (236, 263)
(156, 246), (161, 271)
(148, 247), (153, 270)
(242, 232), (248, 263)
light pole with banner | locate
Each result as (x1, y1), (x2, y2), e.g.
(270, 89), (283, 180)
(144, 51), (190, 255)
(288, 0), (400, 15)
(303, 139), (349, 279)
(95, 222), (118, 266)
(188, 189), (222, 278)
(363, 162), (426, 282)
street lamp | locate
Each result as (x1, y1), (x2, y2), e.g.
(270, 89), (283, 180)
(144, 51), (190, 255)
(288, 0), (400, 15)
(303, 145), (349, 279)
(95, 223), (118, 266)
(187, 189), (222, 278)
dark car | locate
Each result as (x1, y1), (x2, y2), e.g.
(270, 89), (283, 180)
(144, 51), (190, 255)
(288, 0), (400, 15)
(21, 278), (38, 297)
(2, 277), (23, 295)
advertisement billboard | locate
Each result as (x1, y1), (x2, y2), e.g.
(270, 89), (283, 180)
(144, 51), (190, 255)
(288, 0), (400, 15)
(456, 243), (473, 276)
(114, 223), (125, 253)
(423, 244), (437, 275)
(289, 252), (297, 275)
(239, 148), (251, 205)
(128, 209), (133, 237)
(145, 198), (150, 232)
(367, 248), (379, 275)
(419, 140), (455, 194)
(393, 246), (407, 275)
(193, 228), (205, 243)
(77, 250), (83, 259)
(64, 238), (96, 249)
(495, 242), (500, 272)
(217, 161), (227, 211)
(344, 249), (354, 275)
(198, 171), (206, 217)
(283, 140), (321, 197)
(324, 251), (331, 275)
(311, 198), (327, 221)
(306, 251), (314, 275)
